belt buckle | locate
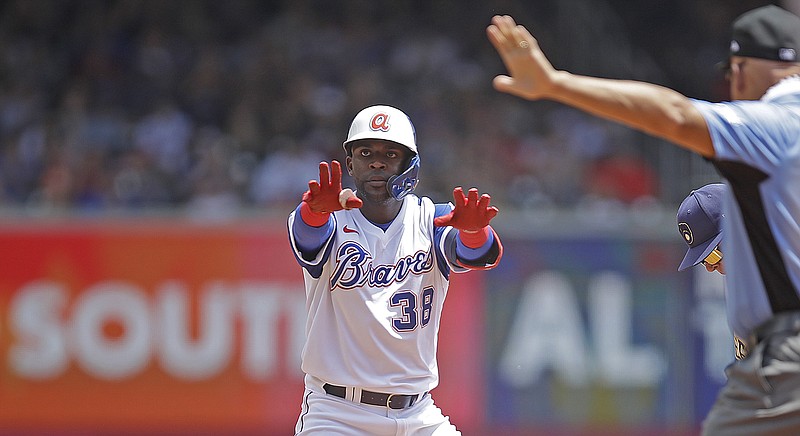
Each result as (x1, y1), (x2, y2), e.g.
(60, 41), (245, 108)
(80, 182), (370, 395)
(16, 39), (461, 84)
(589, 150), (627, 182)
(386, 393), (403, 409)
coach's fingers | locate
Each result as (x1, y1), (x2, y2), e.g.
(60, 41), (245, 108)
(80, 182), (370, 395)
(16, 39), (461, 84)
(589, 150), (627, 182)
(488, 16), (527, 52)
(492, 75), (515, 92)
(489, 15), (517, 46)
(486, 20), (510, 52)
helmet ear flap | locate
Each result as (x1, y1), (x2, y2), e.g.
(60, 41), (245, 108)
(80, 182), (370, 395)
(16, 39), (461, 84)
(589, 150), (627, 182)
(387, 155), (420, 200)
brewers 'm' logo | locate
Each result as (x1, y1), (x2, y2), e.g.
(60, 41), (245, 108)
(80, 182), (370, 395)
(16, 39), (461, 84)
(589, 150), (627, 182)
(678, 222), (693, 244)
(370, 113), (391, 132)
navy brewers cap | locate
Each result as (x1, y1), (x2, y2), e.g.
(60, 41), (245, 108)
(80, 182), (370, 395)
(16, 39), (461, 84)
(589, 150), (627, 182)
(676, 183), (726, 271)
(726, 5), (800, 63)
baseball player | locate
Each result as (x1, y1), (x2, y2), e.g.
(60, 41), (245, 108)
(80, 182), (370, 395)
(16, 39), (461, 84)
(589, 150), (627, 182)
(488, 6), (800, 435)
(288, 104), (503, 435)
(677, 183), (726, 277)
(676, 184), (753, 362)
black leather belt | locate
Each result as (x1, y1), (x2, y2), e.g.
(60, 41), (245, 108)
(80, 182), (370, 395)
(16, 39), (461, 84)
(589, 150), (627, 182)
(323, 383), (423, 409)
(755, 311), (800, 344)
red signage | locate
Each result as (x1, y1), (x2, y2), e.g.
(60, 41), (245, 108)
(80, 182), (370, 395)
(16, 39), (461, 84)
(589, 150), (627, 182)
(0, 218), (484, 434)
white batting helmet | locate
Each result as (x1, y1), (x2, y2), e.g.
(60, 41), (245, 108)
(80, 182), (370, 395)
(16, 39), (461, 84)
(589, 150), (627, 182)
(343, 105), (420, 200)
(343, 105), (417, 154)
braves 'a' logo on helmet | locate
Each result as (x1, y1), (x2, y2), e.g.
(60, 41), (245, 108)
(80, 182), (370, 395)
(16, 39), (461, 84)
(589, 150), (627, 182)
(370, 113), (391, 132)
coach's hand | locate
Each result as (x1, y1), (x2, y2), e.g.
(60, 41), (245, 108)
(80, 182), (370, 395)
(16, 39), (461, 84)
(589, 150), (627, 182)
(434, 187), (498, 232)
(303, 160), (362, 213)
(487, 15), (558, 101)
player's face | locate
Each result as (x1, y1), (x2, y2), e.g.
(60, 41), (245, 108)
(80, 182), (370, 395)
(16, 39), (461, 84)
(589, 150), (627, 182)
(347, 140), (412, 203)
(703, 259), (725, 275)
(702, 246), (725, 275)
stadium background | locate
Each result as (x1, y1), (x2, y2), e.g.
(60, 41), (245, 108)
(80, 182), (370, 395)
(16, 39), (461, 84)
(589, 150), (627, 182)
(0, 0), (786, 434)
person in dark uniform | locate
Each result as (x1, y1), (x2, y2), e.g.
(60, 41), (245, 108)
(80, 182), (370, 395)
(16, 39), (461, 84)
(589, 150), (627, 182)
(677, 183), (726, 276)
(677, 184), (753, 359)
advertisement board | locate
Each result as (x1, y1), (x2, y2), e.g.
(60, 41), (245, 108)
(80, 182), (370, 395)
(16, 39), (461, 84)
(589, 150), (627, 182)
(0, 217), (728, 435)
(483, 235), (728, 434)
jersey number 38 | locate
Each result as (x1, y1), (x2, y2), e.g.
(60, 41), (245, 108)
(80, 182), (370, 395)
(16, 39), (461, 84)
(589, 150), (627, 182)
(390, 286), (435, 332)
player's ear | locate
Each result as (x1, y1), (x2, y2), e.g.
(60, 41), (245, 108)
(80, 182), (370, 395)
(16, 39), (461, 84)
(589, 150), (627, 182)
(345, 156), (353, 175)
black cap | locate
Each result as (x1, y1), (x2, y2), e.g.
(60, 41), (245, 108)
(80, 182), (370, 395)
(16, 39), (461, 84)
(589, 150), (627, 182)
(728, 5), (800, 62)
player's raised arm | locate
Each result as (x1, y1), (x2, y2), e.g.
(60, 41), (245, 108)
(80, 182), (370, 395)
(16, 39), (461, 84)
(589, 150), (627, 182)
(486, 15), (714, 157)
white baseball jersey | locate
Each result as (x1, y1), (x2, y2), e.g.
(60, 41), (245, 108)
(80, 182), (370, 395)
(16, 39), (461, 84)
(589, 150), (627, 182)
(288, 194), (496, 394)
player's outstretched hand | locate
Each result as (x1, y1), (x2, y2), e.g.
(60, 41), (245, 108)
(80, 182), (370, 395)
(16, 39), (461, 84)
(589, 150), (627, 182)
(434, 187), (498, 232)
(486, 15), (558, 101)
(302, 160), (362, 213)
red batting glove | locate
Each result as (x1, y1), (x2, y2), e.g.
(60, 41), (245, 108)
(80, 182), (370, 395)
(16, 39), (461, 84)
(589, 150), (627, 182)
(300, 160), (362, 226)
(433, 187), (498, 247)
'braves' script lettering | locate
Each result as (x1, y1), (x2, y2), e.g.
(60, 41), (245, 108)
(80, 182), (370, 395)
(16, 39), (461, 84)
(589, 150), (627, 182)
(330, 241), (433, 291)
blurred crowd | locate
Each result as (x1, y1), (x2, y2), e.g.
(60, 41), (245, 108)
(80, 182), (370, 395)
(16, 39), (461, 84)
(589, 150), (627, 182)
(0, 0), (771, 219)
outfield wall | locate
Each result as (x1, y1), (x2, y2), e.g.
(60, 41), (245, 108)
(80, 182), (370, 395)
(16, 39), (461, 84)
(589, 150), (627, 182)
(0, 214), (728, 435)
